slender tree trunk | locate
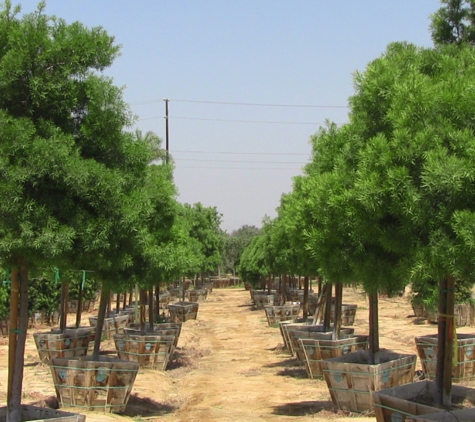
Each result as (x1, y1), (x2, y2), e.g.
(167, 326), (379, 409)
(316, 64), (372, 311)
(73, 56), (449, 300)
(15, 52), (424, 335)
(155, 285), (160, 322)
(333, 283), (343, 341)
(148, 287), (154, 331)
(369, 291), (380, 364)
(92, 285), (109, 360)
(75, 276), (84, 328)
(59, 280), (69, 332)
(128, 288), (133, 307)
(140, 288), (147, 333)
(323, 283), (333, 332)
(134, 284), (139, 322)
(317, 276), (322, 295)
(303, 276), (309, 319)
(7, 267), (19, 421)
(122, 289), (127, 310)
(435, 276), (455, 407)
(311, 283), (328, 325)
(7, 265), (29, 422)
(116, 291), (120, 312)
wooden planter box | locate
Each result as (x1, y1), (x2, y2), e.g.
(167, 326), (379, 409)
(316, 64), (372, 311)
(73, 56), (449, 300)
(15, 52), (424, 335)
(278, 321), (325, 355)
(286, 289), (313, 302)
(299, 335), (369, 378)
(320, 349), (417, 413)
(330, 303), (357, 326)
(188, 289), (208, 302)
(167, 288), (179, 301)
(67, 300), (95, 314)
(88, 314), (130, 340)
(0, 405), (86, 422)
(50, 356), (139, 413)
(253, 293), (283, 310)
(33, 328), (94, 365)
(287, 325), (354, 357)
(415, 333), (475, 382)
(412, 304), (425, 318)
(30, 311), (60, 327)
(114, 333), (175, 370)
(264, 304), (300, 326)
(168, 301), (199, 322)
(125, 322), (182, 347)
(213, 279), (230, 288)
(423, 303), (475, 327)
(0, 318), (8, 337)
(373, 380), (475, 422)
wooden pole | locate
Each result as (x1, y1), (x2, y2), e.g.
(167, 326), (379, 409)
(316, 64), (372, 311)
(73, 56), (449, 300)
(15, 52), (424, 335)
(92, 285), (109, 360)
(148, 287), (154, 331)
(59, 280), (69, 332)
(311, 283), (328, 325)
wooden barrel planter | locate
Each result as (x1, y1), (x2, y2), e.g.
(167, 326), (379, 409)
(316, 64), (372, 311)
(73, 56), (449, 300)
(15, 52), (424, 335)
(114, 333), (175, 370)
(423, 303), (475, 327)
(373, 380), (475, 422)
(412, 303), (425, 318)
(188, 289), (208, 302)
(320, 349), (416, 413)
(264, 303), (301, 326)
(167, 287), (179, 301)
(290, 328), (355, 361)
(286, 289), (313, 302)
(67, 299), (95, 314)
(415, 333), (475, 382)
(214, 278), (230, 288)
(29, 311), (60, 327)
(0, 318), (8, 337)
(168, 301), (199, 322)
(253, 293), (283, 310)
(88, 313), (130, 340)
(0, 404), (86, 422)
(158, 291), (171, 310)
(299, 335), (369, 379)
(126, 322), (182, 347)
(33, 328), (94, 365)
(279, 321), (323, 355)
(50, 356), (139, 413)
(330, 303), (358, 326)
(244, 282), (252, 291)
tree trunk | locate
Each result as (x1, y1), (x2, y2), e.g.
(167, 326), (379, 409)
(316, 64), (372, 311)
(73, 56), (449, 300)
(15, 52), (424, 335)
(311, 283), (328, 325)
(7, 265), (29, 422)
(435, 276), (455, 407)
(59, 279), (69, 332)
(323, 283), (333, 332)
(369, 291), (380, 364)
(92, 285), (109, 360)
(75, 274), (84, 328)
(7, 268), (19, 422)
(148, 287), (154, 331)
(122, 288), (127, 310)
(333, 283), (343, 341)
(140, 288), (147, 333)
(155, 285), (160, 322)
(303, 276), (309, 319)
(116, 291), (120, 312)
(128, 288), (133, 307)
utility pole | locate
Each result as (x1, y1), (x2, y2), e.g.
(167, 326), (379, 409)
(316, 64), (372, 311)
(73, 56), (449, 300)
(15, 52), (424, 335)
(164, 98), (169, 164)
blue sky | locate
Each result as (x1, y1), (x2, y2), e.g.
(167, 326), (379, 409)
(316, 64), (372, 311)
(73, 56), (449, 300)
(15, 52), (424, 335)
(20, 0), (439, 232)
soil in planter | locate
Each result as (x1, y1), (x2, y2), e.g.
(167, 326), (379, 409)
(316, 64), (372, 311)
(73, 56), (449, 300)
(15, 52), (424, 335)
(408, 394), (474, 412)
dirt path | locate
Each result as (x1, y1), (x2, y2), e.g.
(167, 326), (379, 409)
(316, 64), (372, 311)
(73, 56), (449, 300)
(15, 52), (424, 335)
(1, 286), (473, 421)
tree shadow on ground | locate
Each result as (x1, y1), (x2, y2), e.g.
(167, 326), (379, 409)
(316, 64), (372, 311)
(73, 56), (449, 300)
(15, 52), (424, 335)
(121, 394), (177, 417)
(263, 357), (298, 368)
(272, 400), (335, 416)
(275, 367), (308, 379)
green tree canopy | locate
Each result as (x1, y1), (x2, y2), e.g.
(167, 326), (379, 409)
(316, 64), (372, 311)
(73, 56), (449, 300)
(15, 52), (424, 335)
(430, 0), (475, 46)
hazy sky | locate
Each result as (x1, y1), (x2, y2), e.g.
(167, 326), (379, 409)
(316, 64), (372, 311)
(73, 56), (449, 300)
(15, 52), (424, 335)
(20, 0), (439, 232)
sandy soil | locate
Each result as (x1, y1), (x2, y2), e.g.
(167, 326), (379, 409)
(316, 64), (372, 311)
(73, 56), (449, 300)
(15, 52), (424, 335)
(1, 285), (474, 422)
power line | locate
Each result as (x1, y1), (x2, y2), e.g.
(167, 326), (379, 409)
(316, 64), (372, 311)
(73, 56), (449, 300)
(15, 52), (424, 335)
(177, 165), (303, 170)
(172, 150), (309, 156)
(175, 158), (306, 164)
(138, 115), (331, 125)
(130, 98), (349, 108)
